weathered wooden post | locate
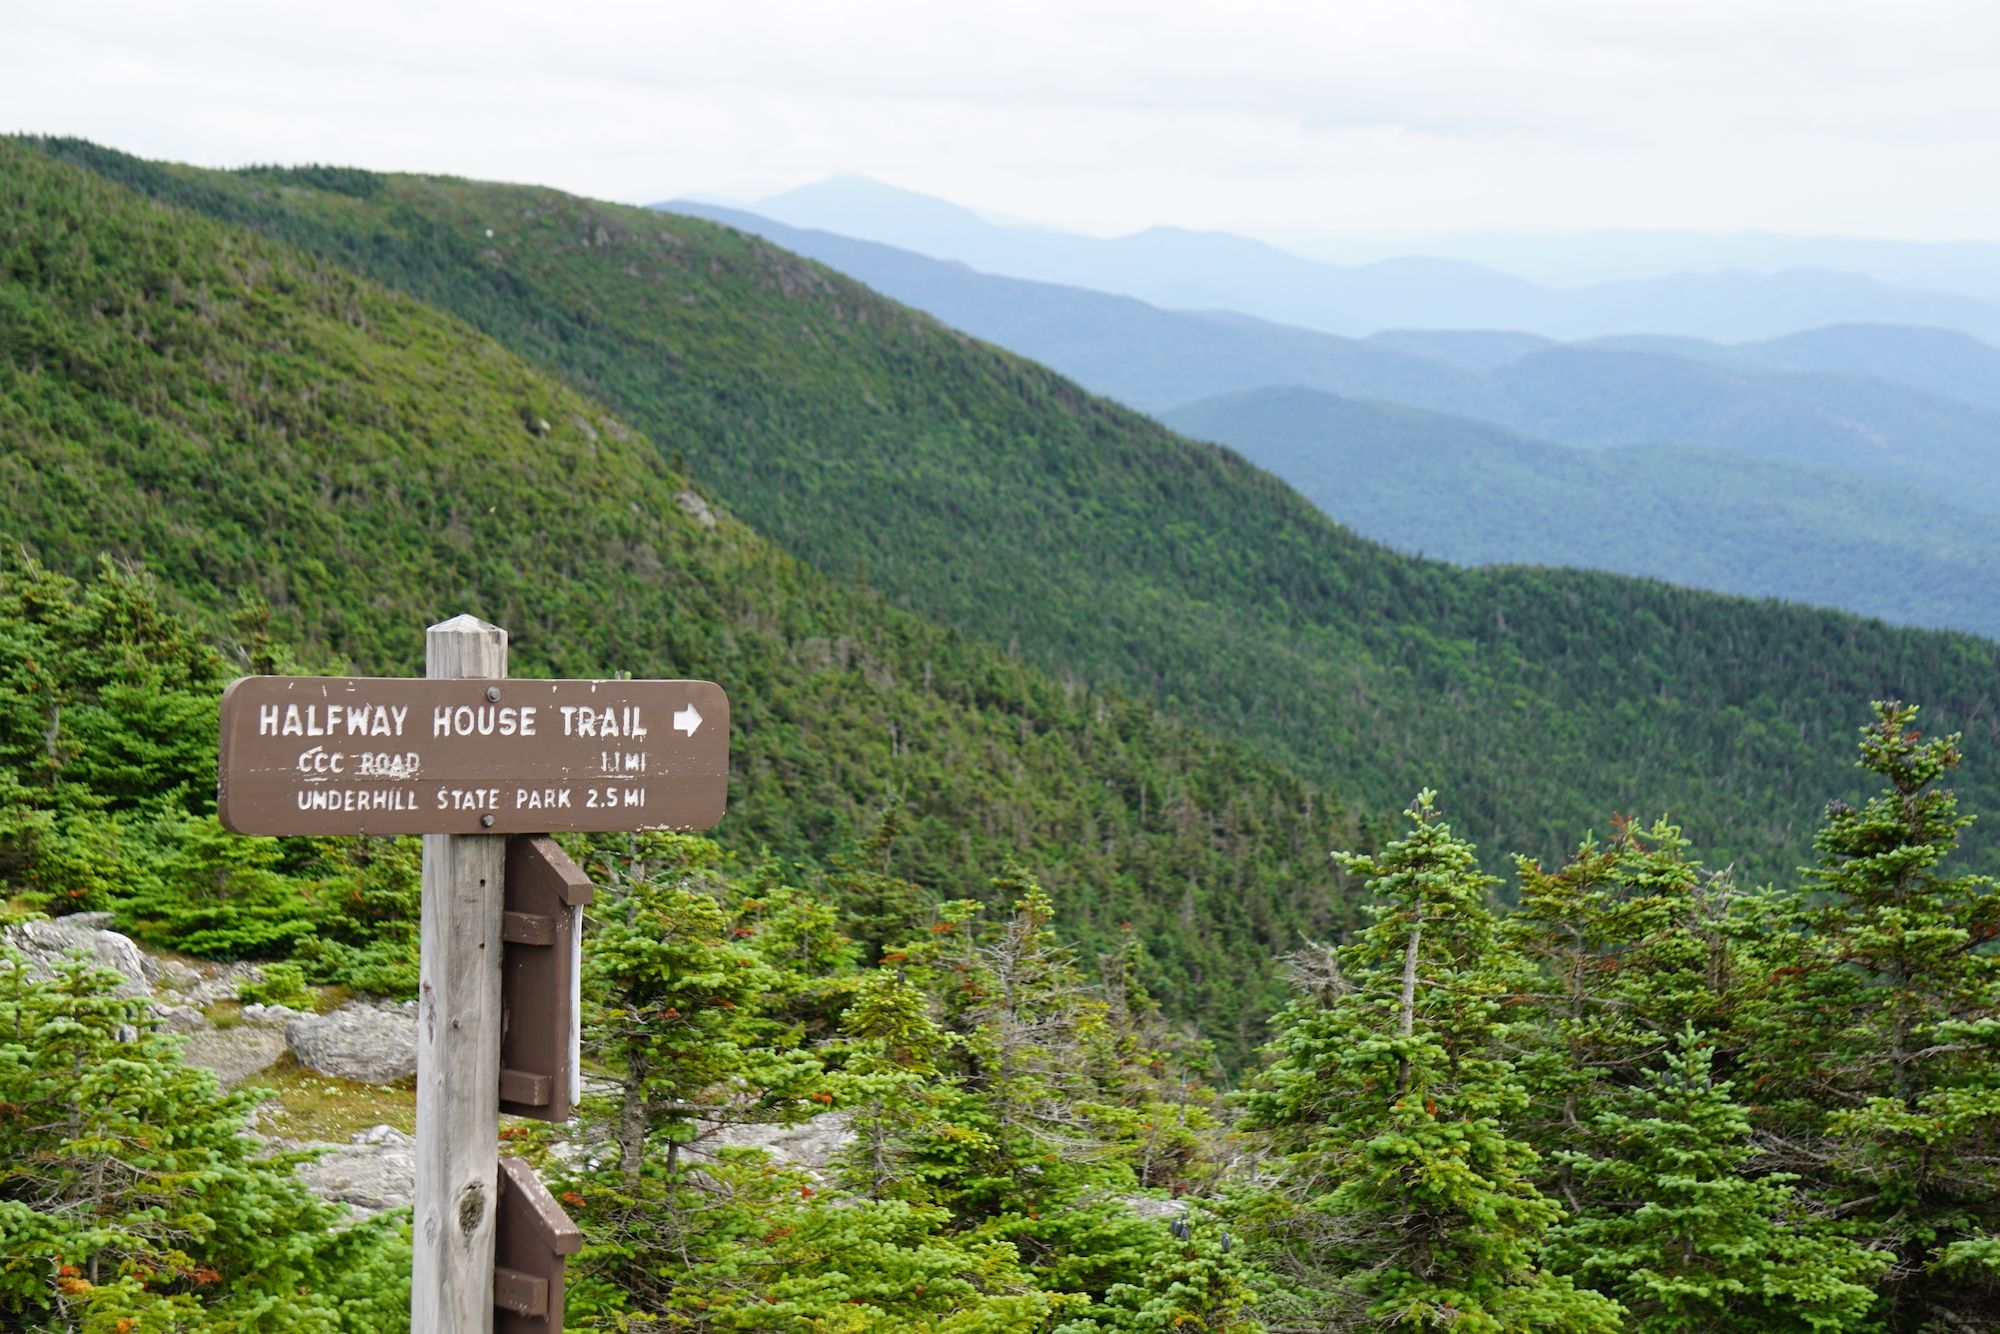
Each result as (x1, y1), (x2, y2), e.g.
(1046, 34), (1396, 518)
(414, 614), (510, 1333)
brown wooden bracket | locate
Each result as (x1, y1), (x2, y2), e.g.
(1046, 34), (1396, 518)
(494, 1157), (583, 1332)
(494, 1267), (549, 1318)
(499, 1069), (553, 1107)
(500, 836), (594, 1121)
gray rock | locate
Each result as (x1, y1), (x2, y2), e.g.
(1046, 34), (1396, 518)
(142, 957), (264, 1005)
(192, 964), (265, 1006)
(286, 999), (418, 1084)
(241, 1001), (314, 1026)
(5, 919), (150, 997)
(708, 1112), (854, 1178)
(674, 489), (718, 529)
(143, 956), (199, 988)
(295, 1124), (415, 1215)
(180, 1025), (287, 1086)
(152, 1002), (213, 1033)
(1120, 1194), (1187, 1221)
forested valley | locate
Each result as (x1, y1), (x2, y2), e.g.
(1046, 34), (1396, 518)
(1, 141), (1996, 1331)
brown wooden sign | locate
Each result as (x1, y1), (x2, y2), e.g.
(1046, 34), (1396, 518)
(499, 837), (592, 1123)
(218, 676), (728, 835)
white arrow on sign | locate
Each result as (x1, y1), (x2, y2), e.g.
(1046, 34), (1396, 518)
(673, 704), (703, 737)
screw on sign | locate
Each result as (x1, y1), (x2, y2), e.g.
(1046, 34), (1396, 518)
(215, 617), (730, 1334)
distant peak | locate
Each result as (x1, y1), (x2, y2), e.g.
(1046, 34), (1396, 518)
(759, 173), (975, 211)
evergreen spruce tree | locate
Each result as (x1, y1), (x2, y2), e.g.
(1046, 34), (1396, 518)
(1743, 703), (2000, 1327)
(1546, 1026), (1884, 1332)
(827, 877), (1258, 1327)
(1504, 819), (1747, 1211)
(833, 964), (962, 1201)
(823, 804), (936, 965)
(562, 833), (822, 1320)
(0, 951), (406, 1331)
(1241, 793), (1622, 1332)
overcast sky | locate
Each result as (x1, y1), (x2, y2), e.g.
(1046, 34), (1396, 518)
(7, 1), (1998, 243)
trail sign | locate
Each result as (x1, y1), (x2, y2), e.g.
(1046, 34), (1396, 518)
(216, 620), (726, 1333)
(217, 675), (729, 835)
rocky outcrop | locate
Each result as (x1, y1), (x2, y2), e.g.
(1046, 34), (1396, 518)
(295, 1124), (416, 1216)
(179, 1025), (288, 1086)
(707, 1112), (854, 1179)
(5, 917), (150, 997)
(240, 1001), (314, 1025)
(285, 999), (418, 1084)
(675, 489), (719, 529)
(145, 956), (266, 1006)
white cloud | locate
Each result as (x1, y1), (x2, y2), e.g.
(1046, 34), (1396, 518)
(5, 0), (1997, 241)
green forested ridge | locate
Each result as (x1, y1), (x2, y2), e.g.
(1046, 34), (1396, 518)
(27, 136), (2000, 886)
(1163, 386), (2000, 638)
(0, 140), (1356, 1059)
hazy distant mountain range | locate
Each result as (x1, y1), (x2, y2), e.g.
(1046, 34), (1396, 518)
(669, 201), (2000, 423)
(667, 203), (2000, 505)
(1295, 228), (2000, 298)
(663, 194), (2000, 640)
(686, 175), (2000, 344)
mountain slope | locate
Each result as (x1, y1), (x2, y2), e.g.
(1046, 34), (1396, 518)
(656, 206), (2000, 513)
(1480, 347), (2000, 511)
(0, 139), (1359, 1058)
(1163, 387), (2000, 638)
(37, 137), (2000, 889)
(668, 202), (1491, 414)
(1363, 328), (1556, 373)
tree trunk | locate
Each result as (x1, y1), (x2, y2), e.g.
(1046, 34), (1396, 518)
(1396, 912), (1422, 1096)
(620, 1051), (649, 1191)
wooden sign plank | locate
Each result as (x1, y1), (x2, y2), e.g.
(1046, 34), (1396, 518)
(217, 675), (728, 835)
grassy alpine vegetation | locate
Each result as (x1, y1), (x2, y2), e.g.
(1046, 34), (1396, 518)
(0, 140), (1357, 1061)
(26, 136), (2000, 886)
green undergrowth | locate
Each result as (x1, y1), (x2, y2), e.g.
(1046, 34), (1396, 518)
(244, 1057), (417, 1143)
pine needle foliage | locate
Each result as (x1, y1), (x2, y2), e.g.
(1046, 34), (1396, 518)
(0, 954), (407, 1331)
(1242, 794), (1623, 1332)
(1742, 703), (2000, 1328)
(1546, 1026), (1884, 1333)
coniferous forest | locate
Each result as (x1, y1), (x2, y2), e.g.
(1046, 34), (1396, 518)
(1, 140), (1996, 1330)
